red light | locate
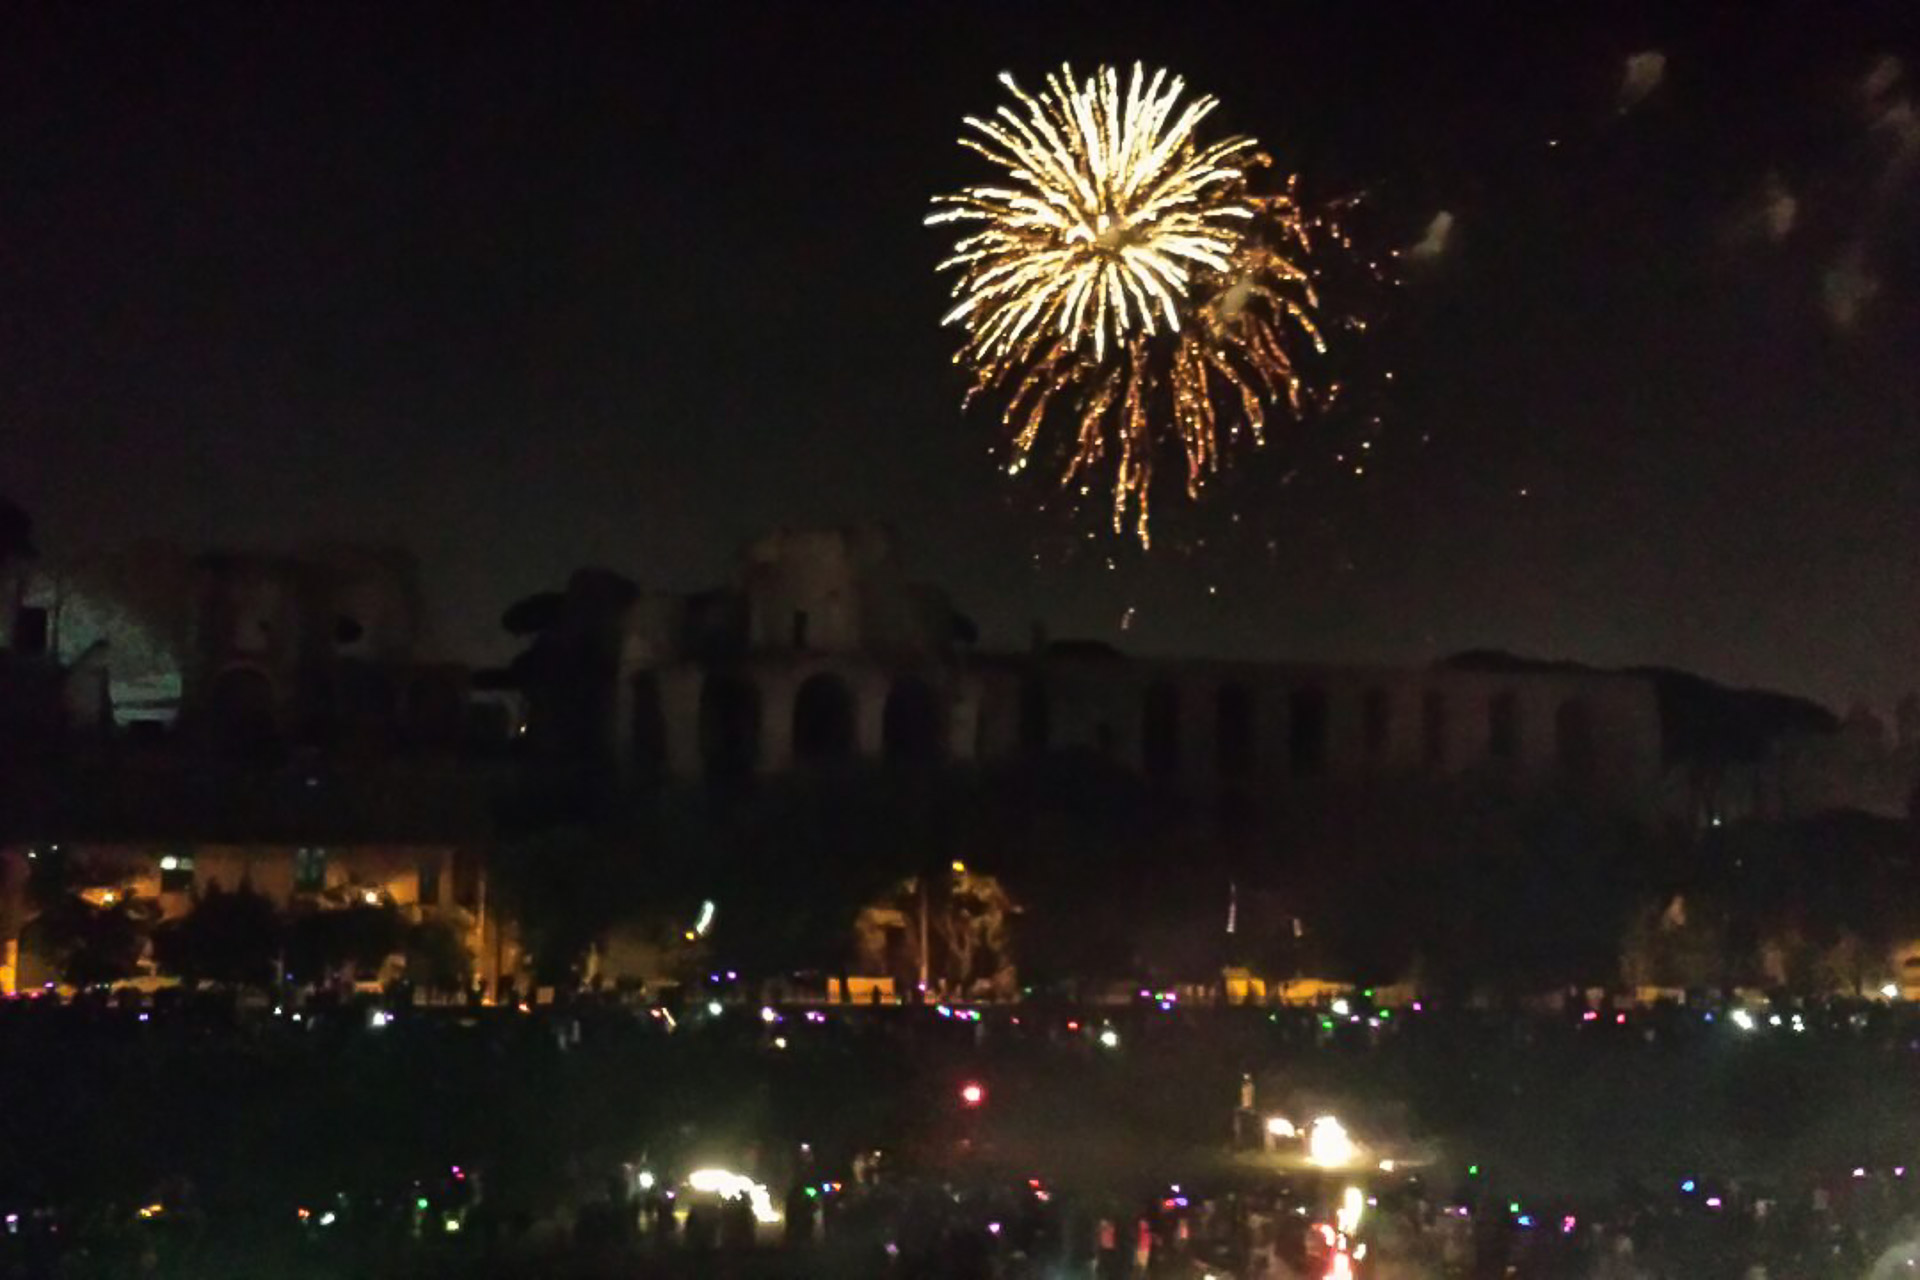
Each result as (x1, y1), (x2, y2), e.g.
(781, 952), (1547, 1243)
(960, 1082), (986, 1107)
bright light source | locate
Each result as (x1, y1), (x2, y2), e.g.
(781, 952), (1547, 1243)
(1377, 1159), (1396, 1172)
(1730, 1009), (1756, 1031)
(1330, 998), (1351, 1016)
(707, 1001), (723, 1017)
(369, 1009), (392, 1029)
(1882, 983), (1900, 1000)
(1098, 1027), (1120, 1049)
(772, 1036), (788, 1050)
(694, 900), (716, 938)
(1307, 1115), (1355, 1169)
(686, 1168), (781, 1224)
(951, 860), (967, 873)
(362, 890), (381, 906)
(960, 1081), (986, 1107)
(637, 1171), (656, 1191)
(760, 1006), (779, 1024)
(1265, 1116), (1296, 1139)
(160, 855), (178, 872)
(1337, 1186), (1365, 1235)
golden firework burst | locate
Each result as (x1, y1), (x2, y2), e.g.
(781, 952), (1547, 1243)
(929, 63), (1335, 544)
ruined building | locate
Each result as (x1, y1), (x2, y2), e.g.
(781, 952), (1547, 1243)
(514, 525), (1669, 816)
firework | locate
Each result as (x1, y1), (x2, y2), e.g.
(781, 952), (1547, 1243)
(930, 63), (1341, 544)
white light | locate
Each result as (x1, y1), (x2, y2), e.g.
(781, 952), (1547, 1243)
(694, 899), (716, 938)
(362, 890), (381, 906)
(1098, 1027), (1120, 1049)
(1265, 1116), (1296, 1139)
(159, 855), (179, 872)
(760, 1006), (779, 1024)
(1331, 998), (1351, 1016)
(369, 1010), (392, 1029)
(318, 1211), (337, 1227)
(1337, 1185), (1365, 1235)
(1883, 983), (1901, 1000)
(1307, 1115), (1356, 1169)
(686, 1168), (781, 1224)
(773, 1036), (788, 1050)
(637, 1171), (656, 1191)
(1377, 1159), (1397, 1172)
(1730, 1009), (1756, 1031)
(707, 1001), (723, 1017)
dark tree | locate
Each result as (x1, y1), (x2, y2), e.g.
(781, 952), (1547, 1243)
(153, 883), (283, 988)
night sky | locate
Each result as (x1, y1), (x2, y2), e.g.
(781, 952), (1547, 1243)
(4, 3), (1916, 711)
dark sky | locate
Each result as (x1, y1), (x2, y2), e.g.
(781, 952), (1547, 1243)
(3, 3), (1916, 711)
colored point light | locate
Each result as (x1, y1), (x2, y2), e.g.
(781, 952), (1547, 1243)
(960, 1081), (986, 1107)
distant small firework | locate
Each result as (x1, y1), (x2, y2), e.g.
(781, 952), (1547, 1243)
(929, 62), (1355, 544)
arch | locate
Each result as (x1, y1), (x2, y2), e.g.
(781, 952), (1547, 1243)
(337, 660), (397, 727)
(1363, 687), (1392, 761)
(1019, 677), (1051, 752)
(699, 671), (761, 783)
(1215, 683), (1255, 779)
(1288, 686), (1329, 777)
(1142, 680), (1180, 779)
(1422, 690), (1448, 769)
(206, 665), (277, 754)
(1555, 697), (1597, 778)
(631, 671), (668, 785)
(793, 671), (856, 765)
(883, 675), (944, 764)
(1489, 690), (1521, 761)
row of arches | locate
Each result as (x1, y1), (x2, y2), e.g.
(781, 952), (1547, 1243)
(631, 670), (949, 782)
(1023, 679), (1601, 782)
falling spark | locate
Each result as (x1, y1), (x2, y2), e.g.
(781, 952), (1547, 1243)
(930, 63), (1352, 545)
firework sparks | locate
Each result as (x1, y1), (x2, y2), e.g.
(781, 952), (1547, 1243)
(929, 63), (1342, 544)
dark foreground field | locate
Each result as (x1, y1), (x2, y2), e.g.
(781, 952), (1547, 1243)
(3, 996), (1918, 1276)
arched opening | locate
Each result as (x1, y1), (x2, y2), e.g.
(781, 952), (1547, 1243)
(1288, 687), (1329, 778)
(1555, 698), (1596, 778)
(699, 672), (761, 784)
(793, 672), (856, 765)
(1363, 688), (1392, 761)
(337, 660), (397, 728)
(1215, 683), (1255, 779)
(1019, 677), (1051, 752)
(1142, 680), (1180, 780)
(883, 676), (944, 765)
(1489, 690), (1521, 762)
(406, 673), (464, 747)
(1422, 691), (1448, 769)
(631, 671), (668, 786)
(206, 666), (276, 755)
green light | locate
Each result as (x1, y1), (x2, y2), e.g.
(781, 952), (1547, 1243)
(1379, 1009), (1391, 1019)
(416, 1197), (429, 1211)
(804, 1187), (818, 1199)
(1468, 1164), (1480, 1176)
(1508, 1201), (1520, 1214)
(1320, 1019), (1334, 1030)
(1362, 988), (1374, 999)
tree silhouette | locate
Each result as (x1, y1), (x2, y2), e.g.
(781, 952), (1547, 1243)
(153, 883), (283, 988)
